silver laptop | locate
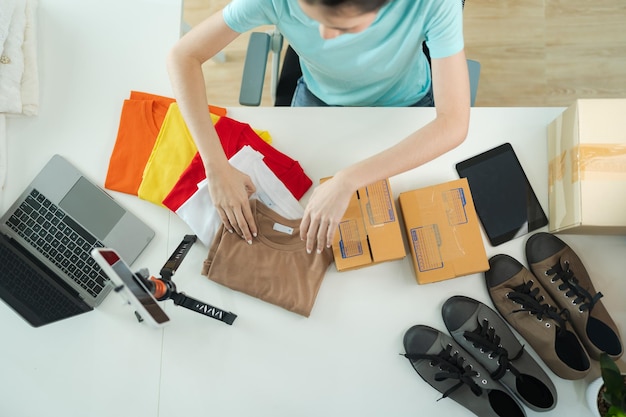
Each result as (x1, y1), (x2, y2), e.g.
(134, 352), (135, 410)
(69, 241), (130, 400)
(0, 154), (154, 326)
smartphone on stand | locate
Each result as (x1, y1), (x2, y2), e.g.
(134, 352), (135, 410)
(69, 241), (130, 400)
(91, 248), (170, 327)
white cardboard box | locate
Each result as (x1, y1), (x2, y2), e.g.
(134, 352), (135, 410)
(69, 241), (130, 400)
(547, 98), (626, 233)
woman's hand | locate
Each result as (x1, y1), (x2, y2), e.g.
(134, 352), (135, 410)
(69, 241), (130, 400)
(209, 165), (257, 243)
(300, 176), (353, 254)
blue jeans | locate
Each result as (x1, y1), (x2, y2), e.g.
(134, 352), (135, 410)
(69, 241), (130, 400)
(290, 77), (435, 107)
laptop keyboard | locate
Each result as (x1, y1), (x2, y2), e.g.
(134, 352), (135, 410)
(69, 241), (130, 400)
(0, 241), (88, 324)
(5, 189), (109, 298)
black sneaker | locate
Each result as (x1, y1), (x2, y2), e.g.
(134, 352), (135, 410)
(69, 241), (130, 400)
(402, 324), (526, 417)
(442, 295), (557, 411)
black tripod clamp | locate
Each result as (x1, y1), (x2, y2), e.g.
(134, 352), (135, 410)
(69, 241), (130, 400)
(142, 234), (237, 325)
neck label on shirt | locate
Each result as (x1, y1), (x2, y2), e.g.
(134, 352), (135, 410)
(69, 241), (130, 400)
(273, 222), (294, 235)
(256, 192), (276, 209)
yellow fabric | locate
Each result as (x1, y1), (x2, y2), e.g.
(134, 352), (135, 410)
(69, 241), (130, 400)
(255, 129), (272, 144)
(137, 102), (273, 207)
(138, 103), (211, 206)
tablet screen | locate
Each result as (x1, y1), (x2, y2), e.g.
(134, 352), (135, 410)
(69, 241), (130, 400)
(455, 143), (548, 246)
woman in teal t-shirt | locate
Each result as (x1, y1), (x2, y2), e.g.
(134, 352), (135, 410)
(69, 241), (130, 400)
(167, 0), (470, 254)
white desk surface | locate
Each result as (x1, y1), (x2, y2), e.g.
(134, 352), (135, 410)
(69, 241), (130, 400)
(2, 1), (625, 417)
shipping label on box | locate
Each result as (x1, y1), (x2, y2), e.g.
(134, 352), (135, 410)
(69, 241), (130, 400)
(399, 178), (488, 284)
(326, 178), (406, 271)
(548, 98), (626, 234)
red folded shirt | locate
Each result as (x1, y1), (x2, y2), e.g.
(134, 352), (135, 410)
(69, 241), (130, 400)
(163, 116), (312, 211)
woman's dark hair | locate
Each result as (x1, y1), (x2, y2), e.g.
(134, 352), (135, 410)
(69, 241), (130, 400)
(301, 0), (391, 14)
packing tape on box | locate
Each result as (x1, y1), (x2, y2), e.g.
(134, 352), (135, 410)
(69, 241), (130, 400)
(549, 144), (626, 186)
(548, 151), (567, 186)
(573, 144), (626, 181)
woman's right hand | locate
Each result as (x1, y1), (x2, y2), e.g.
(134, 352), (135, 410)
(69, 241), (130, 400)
(166, 10), (257, 241)
(208, 165), (257, 243)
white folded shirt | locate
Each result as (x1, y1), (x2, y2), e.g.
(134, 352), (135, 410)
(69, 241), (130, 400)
(175, 145), (304, 246)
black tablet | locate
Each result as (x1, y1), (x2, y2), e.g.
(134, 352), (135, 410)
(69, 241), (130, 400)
(455, 143), (548, 246)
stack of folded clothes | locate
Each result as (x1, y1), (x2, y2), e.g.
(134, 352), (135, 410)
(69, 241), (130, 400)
(105, 91), (226, 197)
(105, 92), (331, 317)
(105, 91), (313, 246)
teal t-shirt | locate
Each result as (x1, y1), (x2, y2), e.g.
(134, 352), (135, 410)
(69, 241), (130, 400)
(223, 0), (464, 106)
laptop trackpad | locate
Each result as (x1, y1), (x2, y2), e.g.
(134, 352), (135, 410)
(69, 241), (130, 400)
(59, 176), (125, 239)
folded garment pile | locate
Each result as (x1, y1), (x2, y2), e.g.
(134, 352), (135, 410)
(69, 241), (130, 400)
(0, 0), (39, 187)
(105, 91), (312, 246)
(106, 92), (330, 317)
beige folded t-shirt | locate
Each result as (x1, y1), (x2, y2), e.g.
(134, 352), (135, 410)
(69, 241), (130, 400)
(202, 199), (333, 317)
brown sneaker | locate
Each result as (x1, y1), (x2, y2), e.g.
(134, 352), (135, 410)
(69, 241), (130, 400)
(485, 254), (590, 380)
(525, 232), (623, 361)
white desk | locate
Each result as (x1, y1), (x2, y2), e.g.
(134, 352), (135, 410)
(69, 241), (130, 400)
(1, 0), (181, 416)
(158, 107), (626, 417)
(2, 2), (625, 417)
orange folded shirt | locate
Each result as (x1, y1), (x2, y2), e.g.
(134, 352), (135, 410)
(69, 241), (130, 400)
(129, 91), (227, 117)
(104, 91), (226, 195)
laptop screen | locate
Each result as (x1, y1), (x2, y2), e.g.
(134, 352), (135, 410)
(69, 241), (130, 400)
(59, 176), (125, 239)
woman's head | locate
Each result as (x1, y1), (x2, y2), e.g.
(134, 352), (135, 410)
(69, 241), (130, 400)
(298, 0), (391, 39)
(301, 0), (390, 14)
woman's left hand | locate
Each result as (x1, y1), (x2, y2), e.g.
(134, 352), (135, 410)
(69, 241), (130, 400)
(300, 176), (353, 254)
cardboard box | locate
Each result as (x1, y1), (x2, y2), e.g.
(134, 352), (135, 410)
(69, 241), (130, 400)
(547, 98), (626, 234)
(327, 178), (406, 271)
(398, 178), (488, 284)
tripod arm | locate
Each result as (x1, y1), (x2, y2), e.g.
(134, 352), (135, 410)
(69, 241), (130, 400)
(170, 292), (237, 325)
(160, 234), (197, 280)
(137, 234), (239, 326)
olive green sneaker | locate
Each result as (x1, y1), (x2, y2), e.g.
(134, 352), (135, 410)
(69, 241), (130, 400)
(525, 232), (623, 361)
(485, 254), (590, 380)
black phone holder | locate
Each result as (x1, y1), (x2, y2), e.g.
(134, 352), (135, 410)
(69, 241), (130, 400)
(135, 234), (237, 325)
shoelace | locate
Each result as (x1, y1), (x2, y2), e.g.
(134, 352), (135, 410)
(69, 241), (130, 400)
(463, 318), (523, 380)
(546, 260), (603, 313)
(403, 343), (483, 399)
(506, 280), (571, 336)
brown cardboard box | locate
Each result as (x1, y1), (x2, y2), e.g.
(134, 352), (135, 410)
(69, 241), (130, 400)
(327, 178), (406, 271)
(399, 178), (488, 284)
(547, 99), (626, 234)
